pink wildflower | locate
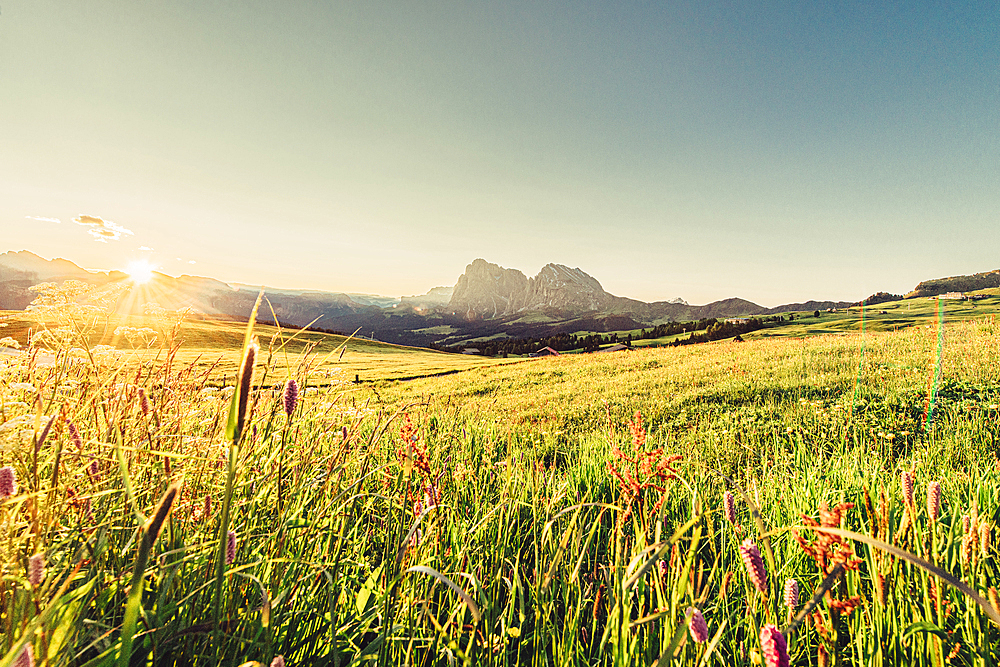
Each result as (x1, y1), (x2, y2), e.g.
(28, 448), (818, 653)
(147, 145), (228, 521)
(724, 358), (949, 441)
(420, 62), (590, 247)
(687, 607), (709, 643)
(739, 538), (767, 594)
(760, 624), (789, 667)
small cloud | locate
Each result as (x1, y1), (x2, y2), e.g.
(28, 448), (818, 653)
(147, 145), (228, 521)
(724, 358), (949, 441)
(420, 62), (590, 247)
(25, 215), (61, 223)
(188, 260), (196, 264)
(138, 246), (153, 251)
(74, 215), (134, 242)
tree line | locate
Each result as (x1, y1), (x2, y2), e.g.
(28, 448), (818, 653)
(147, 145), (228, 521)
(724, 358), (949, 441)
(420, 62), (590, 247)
(433, 315), (795, 356)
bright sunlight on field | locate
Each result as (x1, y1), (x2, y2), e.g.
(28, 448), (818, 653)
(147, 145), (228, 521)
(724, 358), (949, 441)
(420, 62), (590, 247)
(1, 283), (1000, 665)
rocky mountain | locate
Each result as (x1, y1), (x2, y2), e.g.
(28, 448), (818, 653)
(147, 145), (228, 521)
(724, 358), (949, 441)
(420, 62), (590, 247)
(449, 259), (647, 318)
(449, 259), (530, 318)
(399, 286), (453, 311)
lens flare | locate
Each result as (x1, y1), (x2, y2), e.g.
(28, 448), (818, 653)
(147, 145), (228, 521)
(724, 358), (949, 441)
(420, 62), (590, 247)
(125, 260), (155, 284)
(923, 297), (945, 429)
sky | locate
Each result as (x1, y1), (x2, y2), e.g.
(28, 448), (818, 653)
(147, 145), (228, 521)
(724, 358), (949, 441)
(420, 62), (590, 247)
(1, 1), (998, 306)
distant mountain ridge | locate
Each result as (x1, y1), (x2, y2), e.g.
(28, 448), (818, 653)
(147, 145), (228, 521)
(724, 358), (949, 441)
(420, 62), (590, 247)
(446, 259), (851, 323)
(450, 259), (645, 318)
(21, 249), (998, 348)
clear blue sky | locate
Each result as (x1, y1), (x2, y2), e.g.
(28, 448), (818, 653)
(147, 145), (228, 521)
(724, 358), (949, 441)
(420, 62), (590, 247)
(2, 1), (997, 305)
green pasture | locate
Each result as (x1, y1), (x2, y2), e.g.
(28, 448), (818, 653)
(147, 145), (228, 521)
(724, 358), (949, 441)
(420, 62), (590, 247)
(2, 288), (1000, 665)
(0, 311), (509, 383)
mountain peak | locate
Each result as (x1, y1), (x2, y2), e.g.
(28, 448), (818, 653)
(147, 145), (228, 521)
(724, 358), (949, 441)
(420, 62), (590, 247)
(448, 259), (623, 317)
(449, 260), (528, 318)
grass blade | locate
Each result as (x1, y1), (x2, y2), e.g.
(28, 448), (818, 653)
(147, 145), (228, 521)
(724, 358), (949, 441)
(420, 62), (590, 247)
(406, 565), (482, 623)
(118, 481), (181, 667)
(809, 526), (1000, 627)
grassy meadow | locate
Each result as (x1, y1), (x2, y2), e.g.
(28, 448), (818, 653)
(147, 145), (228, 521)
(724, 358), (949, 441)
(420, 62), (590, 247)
(0, 309), (506, 384)
(1, 284), (1000, 665)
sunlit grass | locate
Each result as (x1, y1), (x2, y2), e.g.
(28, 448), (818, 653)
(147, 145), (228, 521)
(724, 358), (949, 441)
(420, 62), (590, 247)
(1, 282), (999, 665)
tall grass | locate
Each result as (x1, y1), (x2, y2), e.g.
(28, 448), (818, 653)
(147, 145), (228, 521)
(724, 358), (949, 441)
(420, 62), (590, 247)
(0, 286), (998, 665)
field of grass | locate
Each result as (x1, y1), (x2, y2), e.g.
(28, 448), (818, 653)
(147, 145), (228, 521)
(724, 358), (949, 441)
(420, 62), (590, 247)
(746, 291), (1000, 340)
(1, 287), (1000, 666)
(0, 309), (508, 383)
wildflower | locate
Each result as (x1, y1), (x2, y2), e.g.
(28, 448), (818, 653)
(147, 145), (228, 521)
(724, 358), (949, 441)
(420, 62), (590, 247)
(947, 643), (962, 661)
(723, 491), (736, 524)
(226, 530), (237, 565)
(901, 470), (914, 508)
(13, 643), (33, 667)
(0, 465), (17, 498)
(687, 607), (709, 643)
(67, 421), (83, 450)
(739, 538), (768, 594)
(927, 481), (941, 523)
(794, 501), (862, 574)
(783, 579), (799, 608)
(270, 657), (285, 667)
(283, 379), (298, 417)
(759, 624), (789, 667)
(28, 553), (45, 588)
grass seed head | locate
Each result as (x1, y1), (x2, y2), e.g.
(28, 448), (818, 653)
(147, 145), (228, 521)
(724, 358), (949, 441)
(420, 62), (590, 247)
(202, 494), (212, 522)
(980, 521), (992, 558)
(901, 470), (914, 508)
(927, 481), (941, 523)
(783, 579), (799, 608)
(687, 607), (709, 643)
(67, 420), (82, 450)
(138, 387), (150, 416)
(0, 465), (16, 498)
(28, 553), (45, 588)
(283, 378), (298, 417)
(723, 491), (736, 524)
(13, 643), (33, 667)
(226, 530), (237, 565)
(759, 624), (789, 667)
(739, 538), (768, 595)
(236, 341), (259, 440)
(874, 571), (888, 605)
(817, 643), (829, 667)
(962, 531), (974, 566)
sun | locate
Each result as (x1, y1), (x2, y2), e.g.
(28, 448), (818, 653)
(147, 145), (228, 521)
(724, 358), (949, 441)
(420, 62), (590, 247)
(125, 259), (156, 284)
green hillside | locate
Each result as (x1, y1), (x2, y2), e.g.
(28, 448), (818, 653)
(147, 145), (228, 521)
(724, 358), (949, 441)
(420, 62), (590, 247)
(0, 311), (510, 382)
